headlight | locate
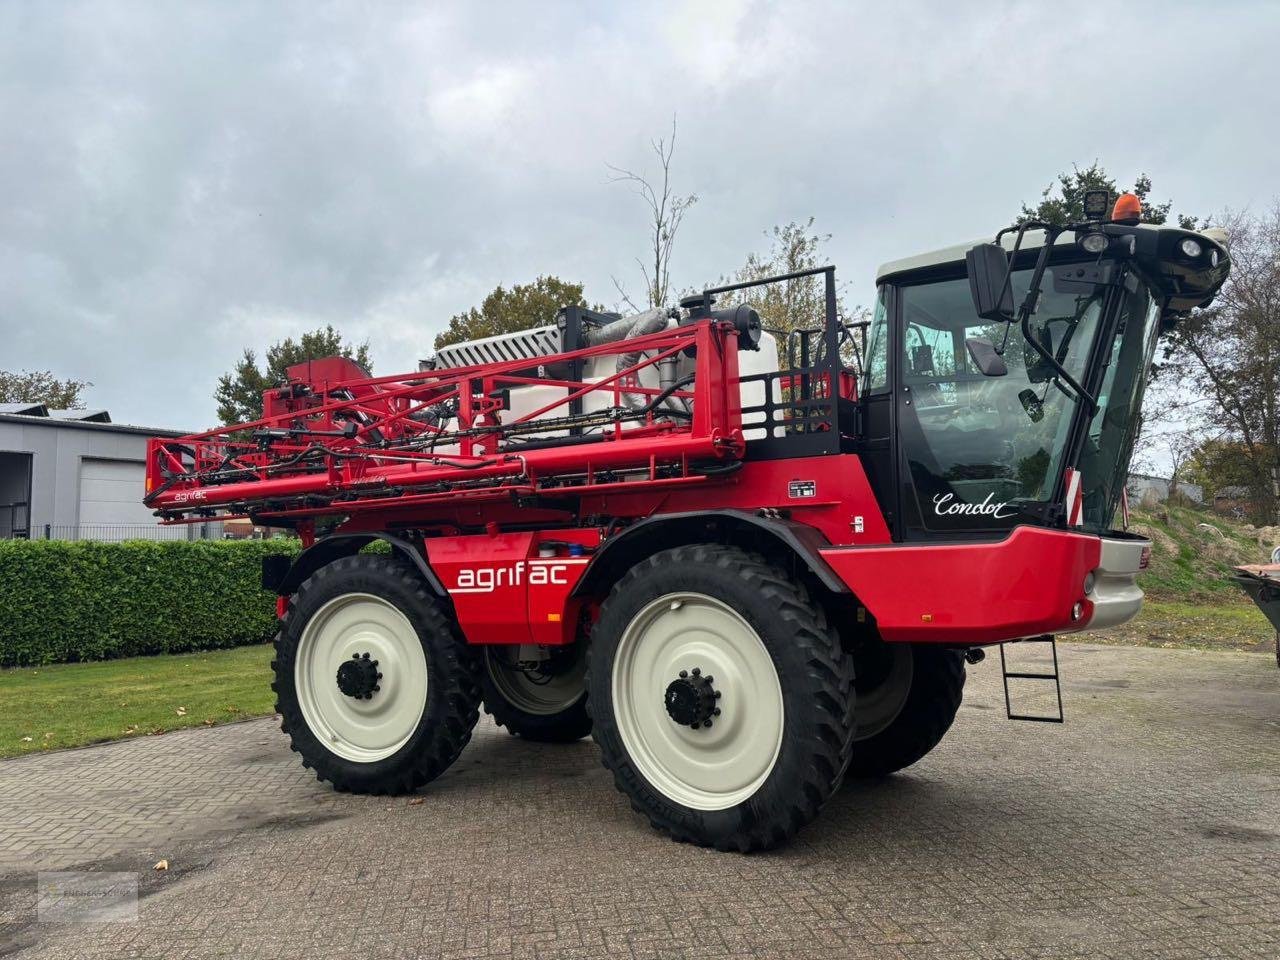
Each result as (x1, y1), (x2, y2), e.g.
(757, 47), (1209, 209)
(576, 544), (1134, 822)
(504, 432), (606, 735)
(1180, 238), (1203, 258)
(1080, 232), (1109, 254)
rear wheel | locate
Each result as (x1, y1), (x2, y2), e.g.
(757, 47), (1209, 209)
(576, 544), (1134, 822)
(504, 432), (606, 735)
(272, 554), (481, 794)
(481, 640), (592, 742)
(588, 544), (856, 852)
(846, 643), (965, 778)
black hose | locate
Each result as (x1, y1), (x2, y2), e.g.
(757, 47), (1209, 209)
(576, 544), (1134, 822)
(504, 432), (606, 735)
(640, 374), (696, 417)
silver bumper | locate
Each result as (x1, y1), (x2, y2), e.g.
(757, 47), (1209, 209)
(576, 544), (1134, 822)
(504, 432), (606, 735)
(1082, 535), (1149, 631)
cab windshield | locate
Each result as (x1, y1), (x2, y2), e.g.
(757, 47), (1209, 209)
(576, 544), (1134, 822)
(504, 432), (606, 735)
(873, 263), (1159, 537)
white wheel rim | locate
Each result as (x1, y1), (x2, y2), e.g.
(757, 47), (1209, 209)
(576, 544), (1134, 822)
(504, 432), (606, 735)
(295, 593), (428, 763)
(854, 644), (913, 742)
(483, 645), (585, 716)
(612, 592), (784, 811)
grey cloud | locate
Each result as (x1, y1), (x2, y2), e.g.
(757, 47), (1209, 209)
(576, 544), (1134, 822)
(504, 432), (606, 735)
(2, 0), (1277, 429)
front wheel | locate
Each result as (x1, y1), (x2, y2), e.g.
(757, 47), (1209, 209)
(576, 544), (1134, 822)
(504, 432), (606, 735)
(588, 544), (856, 852)
(845, 643), (965, 778)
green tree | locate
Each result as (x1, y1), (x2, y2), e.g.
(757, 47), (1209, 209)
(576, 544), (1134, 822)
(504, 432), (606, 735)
(1183, 438), (1257, 504)
(433, 276), (596, 351)
(0, 370), (91, 409)
(215, 325), (372, 425)
(1020, 162), (1196, 228)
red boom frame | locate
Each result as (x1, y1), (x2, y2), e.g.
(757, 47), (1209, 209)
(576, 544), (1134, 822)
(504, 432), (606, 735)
(146, 319), (744, 524)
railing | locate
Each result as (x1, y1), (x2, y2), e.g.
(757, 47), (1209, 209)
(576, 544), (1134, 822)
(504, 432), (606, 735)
(41, 523), (220, 542)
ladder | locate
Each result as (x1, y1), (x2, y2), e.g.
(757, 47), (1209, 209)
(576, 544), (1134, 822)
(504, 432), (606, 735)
(999, 635), (1063, 723)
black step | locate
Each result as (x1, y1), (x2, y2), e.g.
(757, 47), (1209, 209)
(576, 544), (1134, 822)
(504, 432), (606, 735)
(999, 636), (1063, 723)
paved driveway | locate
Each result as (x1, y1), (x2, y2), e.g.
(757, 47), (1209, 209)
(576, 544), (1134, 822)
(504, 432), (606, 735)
(1, 643), (1278, 959)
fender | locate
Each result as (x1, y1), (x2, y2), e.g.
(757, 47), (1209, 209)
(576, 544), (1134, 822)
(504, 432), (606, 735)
(263, 532), (446, 597)
(572, 509), (849, 599)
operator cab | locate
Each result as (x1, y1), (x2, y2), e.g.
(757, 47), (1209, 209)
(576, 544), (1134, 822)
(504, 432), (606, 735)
(860, 205), (1230, 543)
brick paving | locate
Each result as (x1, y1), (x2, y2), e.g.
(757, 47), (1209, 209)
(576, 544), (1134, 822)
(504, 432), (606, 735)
(1, 642), (1277, 959)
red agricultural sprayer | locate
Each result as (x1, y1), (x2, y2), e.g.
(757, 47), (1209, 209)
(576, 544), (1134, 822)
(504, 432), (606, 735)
(145, 195), (1230, 849)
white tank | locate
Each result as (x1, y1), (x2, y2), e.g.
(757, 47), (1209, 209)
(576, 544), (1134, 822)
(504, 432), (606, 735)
(426, 318), (781, 449)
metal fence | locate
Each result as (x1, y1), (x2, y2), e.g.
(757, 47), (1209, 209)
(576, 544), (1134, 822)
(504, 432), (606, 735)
(39, 523), (221, 543)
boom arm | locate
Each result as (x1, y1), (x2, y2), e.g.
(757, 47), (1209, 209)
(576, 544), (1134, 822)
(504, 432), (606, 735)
(145, 319), (746, 525)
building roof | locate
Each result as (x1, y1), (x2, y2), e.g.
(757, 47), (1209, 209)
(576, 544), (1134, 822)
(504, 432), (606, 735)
(47, 408), (112, 422)
(0, 410), (190, 438)
(0, 402), (48, 416)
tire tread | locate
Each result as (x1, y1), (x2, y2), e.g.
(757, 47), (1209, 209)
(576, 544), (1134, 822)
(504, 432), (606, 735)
(587, 543), (856, 852)
(271, 554), (481, 795)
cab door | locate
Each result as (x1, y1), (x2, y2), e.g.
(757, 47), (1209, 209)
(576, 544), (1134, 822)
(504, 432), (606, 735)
(856, 285), (901, 539)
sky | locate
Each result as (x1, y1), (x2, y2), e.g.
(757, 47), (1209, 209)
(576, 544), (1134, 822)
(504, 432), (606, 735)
(3, 0), (1279, 432)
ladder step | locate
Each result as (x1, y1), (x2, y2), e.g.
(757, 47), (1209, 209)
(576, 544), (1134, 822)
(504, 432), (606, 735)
(999, 635), (1064, 723)
(1006, 713), (1065, 723)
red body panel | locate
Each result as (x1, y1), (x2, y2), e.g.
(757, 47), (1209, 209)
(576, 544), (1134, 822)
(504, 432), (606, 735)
(425, 530), (598, 645)
(820, 526), (1101, 644)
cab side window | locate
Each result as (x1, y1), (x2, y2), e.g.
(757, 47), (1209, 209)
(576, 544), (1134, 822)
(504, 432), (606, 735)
(862, 286), (890, 395)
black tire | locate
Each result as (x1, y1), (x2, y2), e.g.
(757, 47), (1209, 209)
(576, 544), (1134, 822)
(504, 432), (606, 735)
(587, 544), (856, 852)
(481, 641), (593, 743)
(846, 644), (965, 778)
(271, 554), (481, 794)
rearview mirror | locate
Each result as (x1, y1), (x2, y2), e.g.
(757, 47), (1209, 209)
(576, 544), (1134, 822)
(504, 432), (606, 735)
(1018, 388), (1045, 422)
(965, 243), (1014, 322)
(965, 337), (1007, 377)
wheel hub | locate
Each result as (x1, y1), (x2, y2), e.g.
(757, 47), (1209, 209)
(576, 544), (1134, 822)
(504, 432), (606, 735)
(336, 652), (382, 700)
(663, 667), (722, 729)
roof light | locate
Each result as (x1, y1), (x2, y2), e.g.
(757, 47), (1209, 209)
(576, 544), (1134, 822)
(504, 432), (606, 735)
(1179, 238), (1203, 258)
(1080, 232), (1109, 254)
(1082, 189), (1110, 220)
(1111, 193), (1142, 224)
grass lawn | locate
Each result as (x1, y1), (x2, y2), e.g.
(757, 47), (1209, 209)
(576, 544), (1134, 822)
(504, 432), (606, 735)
(1, 587), (1274, 761)
(1069, 597), (1277, 655)
(0, 644), (276, 759)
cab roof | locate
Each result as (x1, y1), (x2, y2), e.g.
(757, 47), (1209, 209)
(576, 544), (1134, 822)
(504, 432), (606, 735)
(876, 228), (1073, 283)
(874, 221), (1229, 315)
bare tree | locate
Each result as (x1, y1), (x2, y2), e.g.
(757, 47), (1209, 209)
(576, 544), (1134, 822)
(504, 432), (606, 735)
(1163, 205), (1280, 522)
(607, 118), (697, 311)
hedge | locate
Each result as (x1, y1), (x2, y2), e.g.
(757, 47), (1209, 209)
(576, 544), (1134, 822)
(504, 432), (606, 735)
(0, 539), (301, 667)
